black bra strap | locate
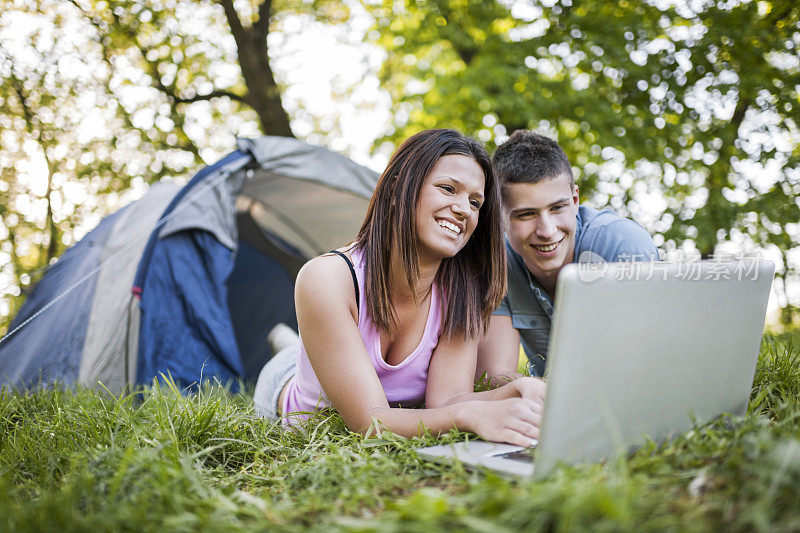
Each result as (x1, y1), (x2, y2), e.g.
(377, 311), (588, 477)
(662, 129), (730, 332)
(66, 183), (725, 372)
(329, 250), (359, 310)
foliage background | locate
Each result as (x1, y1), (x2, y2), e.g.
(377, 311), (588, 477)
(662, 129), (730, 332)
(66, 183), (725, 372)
(1, 0), (798, 332)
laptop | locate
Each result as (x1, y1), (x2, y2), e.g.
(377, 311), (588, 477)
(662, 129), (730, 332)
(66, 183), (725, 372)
(417, 259), (775, 479)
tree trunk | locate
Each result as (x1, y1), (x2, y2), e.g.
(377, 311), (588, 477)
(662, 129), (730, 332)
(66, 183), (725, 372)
(698, 95), (751, 260)
(220, 0), (294, 137)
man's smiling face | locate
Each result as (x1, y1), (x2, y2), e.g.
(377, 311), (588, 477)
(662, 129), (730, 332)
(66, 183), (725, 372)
(503, 173), (579, 286)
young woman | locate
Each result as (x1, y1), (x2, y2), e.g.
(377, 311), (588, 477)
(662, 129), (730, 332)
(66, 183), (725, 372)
(254, 129), (545, 447)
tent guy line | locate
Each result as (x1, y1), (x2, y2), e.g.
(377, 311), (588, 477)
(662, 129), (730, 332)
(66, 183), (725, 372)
(0, 246), (129, 349)
(0, 154), (243, 348)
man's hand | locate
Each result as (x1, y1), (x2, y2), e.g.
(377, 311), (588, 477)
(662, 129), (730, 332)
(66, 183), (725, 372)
(512, 376), (547, 405)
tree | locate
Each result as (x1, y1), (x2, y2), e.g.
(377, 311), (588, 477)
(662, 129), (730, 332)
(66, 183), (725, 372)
(0, 0), (357, 333)
(369, 0), (800, 321)
(0, 1), (137, 322)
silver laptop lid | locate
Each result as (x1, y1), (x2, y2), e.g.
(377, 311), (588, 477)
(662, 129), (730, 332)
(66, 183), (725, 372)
(535, 260), (774, 477)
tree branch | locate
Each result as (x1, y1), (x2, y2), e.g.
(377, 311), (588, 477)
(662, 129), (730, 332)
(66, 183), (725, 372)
(9, 69), (59, 263)
(175, 89), (247, 104)
(768, 5), (797, 26)
(731, 95), (750, 130)
(219, 0), (247, 48)
(5, 220), (23, 286)
(67, 0), (204, 163)
(253, 0), (272, 41)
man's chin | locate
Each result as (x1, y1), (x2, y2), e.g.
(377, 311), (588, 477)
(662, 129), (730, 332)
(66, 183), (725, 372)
(524, 253), (567, 279)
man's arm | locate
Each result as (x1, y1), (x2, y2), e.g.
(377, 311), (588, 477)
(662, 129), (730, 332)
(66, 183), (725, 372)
(476, 314), (523, 385)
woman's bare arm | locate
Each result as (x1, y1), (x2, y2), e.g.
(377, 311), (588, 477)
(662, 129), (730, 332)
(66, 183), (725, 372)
(423, 332), (545, 444)
(295, 256), (541, 446)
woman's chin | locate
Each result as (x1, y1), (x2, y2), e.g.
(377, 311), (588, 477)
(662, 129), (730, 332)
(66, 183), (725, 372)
(428, 244), (467, 262)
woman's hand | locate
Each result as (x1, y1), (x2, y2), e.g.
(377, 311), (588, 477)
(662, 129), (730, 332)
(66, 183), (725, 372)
(454, 377), (546, 446)
(460, 398), (542, 447)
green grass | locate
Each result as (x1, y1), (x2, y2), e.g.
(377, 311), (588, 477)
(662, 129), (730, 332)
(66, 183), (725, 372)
(2, 334), (800, 532)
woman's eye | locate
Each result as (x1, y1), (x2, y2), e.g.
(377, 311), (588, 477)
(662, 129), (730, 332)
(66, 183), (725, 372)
(470, 199), (482, 209)
(438, 184), (455, 193)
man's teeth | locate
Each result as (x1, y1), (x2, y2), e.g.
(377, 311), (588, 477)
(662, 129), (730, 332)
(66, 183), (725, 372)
(533, 241), (559, 252)
(437, 220), (461, 235)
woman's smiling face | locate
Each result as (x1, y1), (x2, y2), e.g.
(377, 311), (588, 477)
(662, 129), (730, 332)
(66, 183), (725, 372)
(414, 154), (486, 263)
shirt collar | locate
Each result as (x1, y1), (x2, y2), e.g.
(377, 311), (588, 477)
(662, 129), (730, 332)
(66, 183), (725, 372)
(573, 205), (584, 258)
(506, 240), (555, 314)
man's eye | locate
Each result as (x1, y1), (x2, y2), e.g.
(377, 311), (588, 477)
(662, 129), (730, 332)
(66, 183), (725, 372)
(552, 205), (565, 212)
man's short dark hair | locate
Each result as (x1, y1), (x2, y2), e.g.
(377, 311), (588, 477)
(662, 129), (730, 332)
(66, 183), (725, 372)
(491, 130), (573, 187)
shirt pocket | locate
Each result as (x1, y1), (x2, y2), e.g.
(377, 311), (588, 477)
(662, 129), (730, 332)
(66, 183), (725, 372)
(511, 313), (551, 364)
(511, 313), (547, 331)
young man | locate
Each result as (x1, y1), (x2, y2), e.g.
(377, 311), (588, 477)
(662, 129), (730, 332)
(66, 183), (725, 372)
(477, 131), (659, 379)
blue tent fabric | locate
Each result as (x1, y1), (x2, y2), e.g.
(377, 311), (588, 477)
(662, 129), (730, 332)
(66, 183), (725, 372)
(133, 150), (250, 291)
(227, 239), (298, 382)
(137, 230), (244, 388)
(0, 206), (127, 387)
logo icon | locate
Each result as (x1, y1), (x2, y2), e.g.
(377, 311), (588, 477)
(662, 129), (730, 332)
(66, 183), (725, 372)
(576, 251), (608, 284)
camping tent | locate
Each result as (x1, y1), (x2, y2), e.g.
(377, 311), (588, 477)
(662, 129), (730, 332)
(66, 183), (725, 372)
(0, 136), (380, 392)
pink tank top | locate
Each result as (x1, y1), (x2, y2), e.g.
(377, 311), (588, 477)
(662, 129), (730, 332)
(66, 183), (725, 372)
(283, 246), (443, 419)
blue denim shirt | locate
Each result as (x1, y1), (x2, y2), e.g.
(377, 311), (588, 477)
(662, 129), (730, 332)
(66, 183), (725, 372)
(495, 205), (659, 376)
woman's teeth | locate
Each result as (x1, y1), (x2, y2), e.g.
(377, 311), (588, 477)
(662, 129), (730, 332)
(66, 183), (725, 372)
(438, 220), (461, 235)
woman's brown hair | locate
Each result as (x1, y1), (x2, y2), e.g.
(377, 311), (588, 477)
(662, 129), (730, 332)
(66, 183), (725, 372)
(355, 129), (506, 340)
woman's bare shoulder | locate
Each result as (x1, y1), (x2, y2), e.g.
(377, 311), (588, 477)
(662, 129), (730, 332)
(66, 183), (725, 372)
(295, 251), (358, 310)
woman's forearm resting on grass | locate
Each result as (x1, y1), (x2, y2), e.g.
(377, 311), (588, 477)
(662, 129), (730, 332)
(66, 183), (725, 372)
(356, 397), (542, 448)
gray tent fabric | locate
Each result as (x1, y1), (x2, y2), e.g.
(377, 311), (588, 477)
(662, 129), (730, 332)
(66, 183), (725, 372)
(238, 136), (377, 198)
(238, 137), (378, 257)
(158, 156), (252, 251)
(244, 181), (371, 258)
(79, 182), (181, 391)
(155, 136), (377, 257)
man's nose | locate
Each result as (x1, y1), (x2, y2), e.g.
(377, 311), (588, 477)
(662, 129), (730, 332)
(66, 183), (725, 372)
(535, 215), (556, 239)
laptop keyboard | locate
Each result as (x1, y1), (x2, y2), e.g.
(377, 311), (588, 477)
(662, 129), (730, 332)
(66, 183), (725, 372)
(491, 448), (536, 463)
